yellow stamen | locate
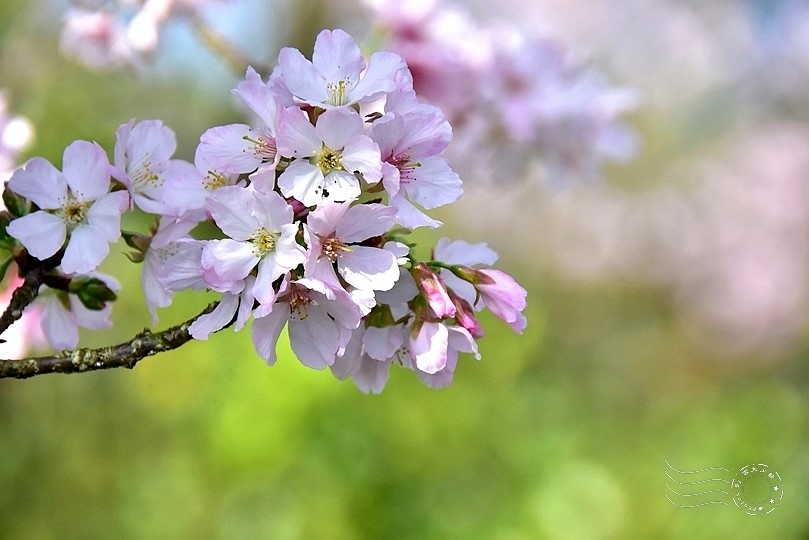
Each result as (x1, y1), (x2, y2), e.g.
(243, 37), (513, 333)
(249, 227), (278, 256)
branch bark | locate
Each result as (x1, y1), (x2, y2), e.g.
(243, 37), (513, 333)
(0, 266), (45, 340)
(0, 302), (218, 379)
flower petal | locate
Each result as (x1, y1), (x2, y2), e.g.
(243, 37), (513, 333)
(404, 156), (462, 209)
(125, 119), (177, 169)
(349, 51), (405, 103)
(289, 306), (339, 369)
(339, 245), (398, 291)
(142, 251), (172, 324)
(207, 186), (258, 240)
(86, 191), (128, 242)
(251, 307), (288, 365)
(62, 140), (110, 201)
(278, 47), (327, 105)
(363, 325), (405, 361)
(390, 194), (442, 229)
(8, 158), (67, 209)
(189, 292), (239, 340)
(201, 239), (259, 288)
(40, 294), (78, 351)
(252, 189), (293, 232)
(197, 124), (262, 175)
(315, 108), (363, 149)
(277, 107), (321, 158)
(306, 201), (350, 237)
(232, 66), (279, 130)
(7, 212), (66, 260)
(277, 160), (325, 207)
(352, 355), (391, 394)
(253, 255), (283, 305)
(411, 321), (449, 374)
(340, 135), (382, 183)
(337, 203), (397, 242)
(61, 225), (110, 274)
(323, 170), (361, 203)
(311, 28), (365, 85)
(398, 105), (452, 158)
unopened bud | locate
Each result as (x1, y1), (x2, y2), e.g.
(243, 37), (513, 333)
(411, 262), (456, 319)
(450, 292), (484, 339)
(0, 211), (15, 251)
(448, 264), (495, 286)
(121, 230), (150, 264)
(69, 277), (117, 310)
(2, 185), (29, 218)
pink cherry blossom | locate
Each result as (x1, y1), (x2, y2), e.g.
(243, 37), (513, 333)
(7, 140), (128, 274)
(140, 217), (201, 323)
(276, 107), (382, 207)
(60, 8), (137, 70)
(409, 324), (479, 388)
(60, 1), (230, 70)
(411, 262), (455, 318)
(251, 277), (366, 369)
(433, 237), (498, 305)
(201, 186), (305, 304)
(363, 0), (490, 120)
(433, 237), (527, 333)
(277, 28), (406, 109)
(113, 119), (195, 215)
(369, 107), (463, 228)
(0, 91), (35, 184)
(330, 326), (394, 394)
(488, 36), (640, 183)
(474, 269), (528, 334)
(195, 67), (282, 185)
(162, 137), (244, 221)
(304, 201), (399, 292)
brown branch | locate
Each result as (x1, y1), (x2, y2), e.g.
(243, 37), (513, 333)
(189, 15), (270, 76)
(0, 266), (46, 340)
(0, 301), (218, 379)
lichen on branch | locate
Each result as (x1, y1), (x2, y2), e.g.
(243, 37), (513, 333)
(0, 302), (218, 379)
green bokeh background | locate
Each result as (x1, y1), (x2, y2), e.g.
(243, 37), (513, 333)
(1, 1), (808, 538)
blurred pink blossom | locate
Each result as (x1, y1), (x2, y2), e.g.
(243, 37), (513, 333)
(0, 91), (34, 183)
(60, 0), (229, 70)
(0, 275), (46, 360)
(363, 0), (639, 185)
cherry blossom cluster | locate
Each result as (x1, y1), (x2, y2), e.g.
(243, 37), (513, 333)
(61, 0), (227, 70)
(1, 29), (527, 392)
(363, 0), (639, 184)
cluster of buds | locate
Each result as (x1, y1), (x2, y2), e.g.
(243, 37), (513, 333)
(1, 29), (527, 392)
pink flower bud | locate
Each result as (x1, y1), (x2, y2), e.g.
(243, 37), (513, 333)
(411, 262), (456, 318)
(475, 269), (527, 334)
(450, 292), (484, 339)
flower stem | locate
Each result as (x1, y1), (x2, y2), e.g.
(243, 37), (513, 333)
(0, 301), (219, 379)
